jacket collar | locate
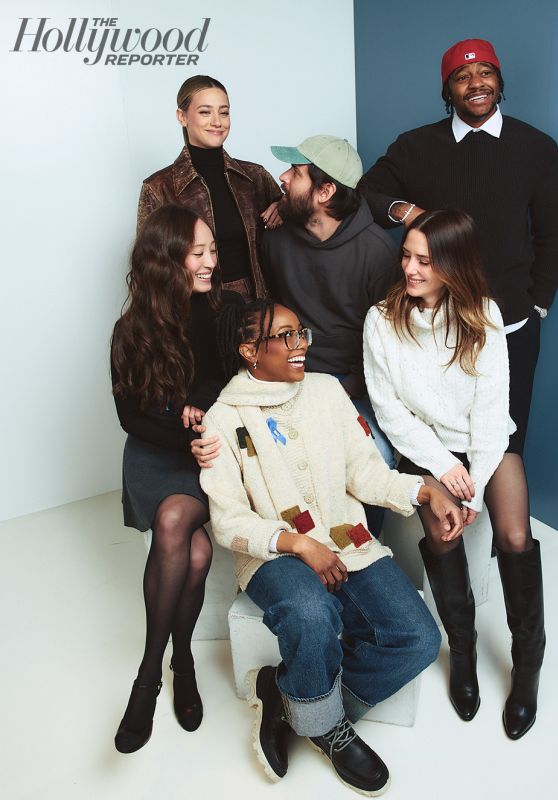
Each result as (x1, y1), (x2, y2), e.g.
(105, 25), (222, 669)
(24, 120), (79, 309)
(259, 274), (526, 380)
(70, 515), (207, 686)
(172, 146), (253, 196)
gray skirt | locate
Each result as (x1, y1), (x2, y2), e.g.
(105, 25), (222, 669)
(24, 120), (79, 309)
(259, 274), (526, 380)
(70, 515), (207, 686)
(122, 435), (207, 532)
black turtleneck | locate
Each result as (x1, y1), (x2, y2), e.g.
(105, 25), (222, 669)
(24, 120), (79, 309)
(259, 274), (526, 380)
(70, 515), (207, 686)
(189, 144), (251, 282)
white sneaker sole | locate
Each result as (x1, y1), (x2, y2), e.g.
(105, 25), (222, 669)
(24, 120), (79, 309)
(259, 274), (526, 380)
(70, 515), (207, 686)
(306, 738), (391, 797)
(245, 669), (282, 783)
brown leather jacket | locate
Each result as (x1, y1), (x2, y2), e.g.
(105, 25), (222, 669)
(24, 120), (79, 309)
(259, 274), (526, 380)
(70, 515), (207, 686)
(137, 147), (281, 298)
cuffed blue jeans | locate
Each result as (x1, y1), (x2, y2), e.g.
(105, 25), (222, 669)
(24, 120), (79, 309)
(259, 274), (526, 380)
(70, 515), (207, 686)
(245, 555), (441, 737)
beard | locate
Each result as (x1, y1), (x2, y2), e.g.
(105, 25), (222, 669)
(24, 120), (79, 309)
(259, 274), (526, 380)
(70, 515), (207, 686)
(278, 188), (315, 226)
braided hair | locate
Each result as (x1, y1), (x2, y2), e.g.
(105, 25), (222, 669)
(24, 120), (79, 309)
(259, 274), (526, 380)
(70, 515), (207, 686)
(217, 299), (276, 381)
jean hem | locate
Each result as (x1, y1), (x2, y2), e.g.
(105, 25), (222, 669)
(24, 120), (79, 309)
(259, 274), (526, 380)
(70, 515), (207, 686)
(281, 671), (344, 736)
(341, 683), (374, 723)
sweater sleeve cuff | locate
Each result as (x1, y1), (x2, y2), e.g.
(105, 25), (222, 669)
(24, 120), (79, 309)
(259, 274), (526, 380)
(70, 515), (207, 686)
(462, 490), (485, 513)
(411, 478), (425, 506)
(268, 529), (284, 553)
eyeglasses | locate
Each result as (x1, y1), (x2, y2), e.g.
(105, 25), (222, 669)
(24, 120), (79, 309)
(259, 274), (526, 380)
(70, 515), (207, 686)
(260, 327), (313, 350)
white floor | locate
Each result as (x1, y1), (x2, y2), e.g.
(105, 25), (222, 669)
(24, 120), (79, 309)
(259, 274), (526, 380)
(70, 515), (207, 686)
(1, 490), (557, 800)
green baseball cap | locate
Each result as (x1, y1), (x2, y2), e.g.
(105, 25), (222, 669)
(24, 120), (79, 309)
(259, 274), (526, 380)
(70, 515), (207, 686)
(271, 134), (363, 189)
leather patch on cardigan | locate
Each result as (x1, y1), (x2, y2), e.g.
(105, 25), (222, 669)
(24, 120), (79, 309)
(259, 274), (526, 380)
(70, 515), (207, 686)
(236, 426), (256, 457)
(236, 427), (248, 448)
(357, 415), (373, 437)
(231, 535), (250, 553)
(330, 524), (353, 549)
(293, 510), (315, 534)
(348, 523), (373, 548)
(280, 505), (302, 527)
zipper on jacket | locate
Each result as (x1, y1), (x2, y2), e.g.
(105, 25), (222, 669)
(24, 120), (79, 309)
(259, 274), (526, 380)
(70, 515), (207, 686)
(198, 175), (217, 234)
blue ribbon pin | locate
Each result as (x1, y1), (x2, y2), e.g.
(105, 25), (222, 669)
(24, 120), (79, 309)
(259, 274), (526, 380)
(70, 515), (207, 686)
(266, 417), (287, 445)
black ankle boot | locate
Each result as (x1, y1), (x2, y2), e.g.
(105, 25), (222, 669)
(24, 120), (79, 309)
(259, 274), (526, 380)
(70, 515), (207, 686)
(114, 679), (162, 753)
(419, 538), (480, 721)
(309, 715), (390, 796)
(246, 666), (291, 782)
(497, 540), (545, 740)
(170, 660), (203, 732)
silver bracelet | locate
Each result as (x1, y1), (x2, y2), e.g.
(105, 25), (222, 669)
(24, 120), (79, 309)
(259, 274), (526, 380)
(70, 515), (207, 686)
(387, 200), (408, 224)
(534, 305), (548, 319)
(400, 203), (416, 223)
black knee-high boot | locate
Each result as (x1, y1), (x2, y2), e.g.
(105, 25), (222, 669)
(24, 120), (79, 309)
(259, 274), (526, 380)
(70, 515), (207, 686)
(419, 538), (480, 721)
(497, 539), (545, 740)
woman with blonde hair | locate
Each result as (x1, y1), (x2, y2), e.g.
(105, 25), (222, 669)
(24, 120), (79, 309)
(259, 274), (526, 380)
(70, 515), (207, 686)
(137, 75), (281, 300)
(364, 209), (545, 740)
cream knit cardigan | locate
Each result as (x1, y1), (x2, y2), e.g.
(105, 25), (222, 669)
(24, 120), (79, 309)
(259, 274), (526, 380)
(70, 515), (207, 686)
(200, 371), (418, 590)
(363, 299), (515, 513)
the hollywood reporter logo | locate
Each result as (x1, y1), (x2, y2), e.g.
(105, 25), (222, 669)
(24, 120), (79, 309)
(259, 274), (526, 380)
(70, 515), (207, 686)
(11, 17), (211, 66)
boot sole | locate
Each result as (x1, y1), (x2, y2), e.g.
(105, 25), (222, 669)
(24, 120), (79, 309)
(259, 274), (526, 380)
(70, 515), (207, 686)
(245, 669), (282, 783)
(306, 738), (391, 797)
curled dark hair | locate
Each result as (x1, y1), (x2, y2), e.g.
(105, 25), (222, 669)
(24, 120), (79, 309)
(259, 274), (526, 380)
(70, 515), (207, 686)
(307, 163), (360, 220)
(381, 209), (495, 375)
(112, 204), (221, 410)
(217, 299), (276, 381)
(442, 67), (505, 114)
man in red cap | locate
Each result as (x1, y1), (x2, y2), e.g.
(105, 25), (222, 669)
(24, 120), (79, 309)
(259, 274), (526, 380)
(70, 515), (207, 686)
(359, 35), (557, 460)
(358, 38), (555, 741)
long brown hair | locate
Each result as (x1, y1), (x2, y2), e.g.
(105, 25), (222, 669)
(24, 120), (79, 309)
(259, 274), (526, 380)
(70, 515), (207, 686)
(111, 204), (221, 410)
(382, 209), (495, 375)
(176, 75), (228, 145)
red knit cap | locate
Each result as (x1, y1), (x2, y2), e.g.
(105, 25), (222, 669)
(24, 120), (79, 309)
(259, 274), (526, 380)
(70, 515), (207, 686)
(441, 39), (500, 85)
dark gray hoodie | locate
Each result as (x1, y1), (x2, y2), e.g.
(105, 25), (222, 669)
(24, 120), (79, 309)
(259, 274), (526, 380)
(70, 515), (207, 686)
(261, 198), (399, 397)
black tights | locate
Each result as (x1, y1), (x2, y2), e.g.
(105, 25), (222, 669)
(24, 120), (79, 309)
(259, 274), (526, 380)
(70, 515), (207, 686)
(137, 494), (212, 685)
(420, 454), (533, 556)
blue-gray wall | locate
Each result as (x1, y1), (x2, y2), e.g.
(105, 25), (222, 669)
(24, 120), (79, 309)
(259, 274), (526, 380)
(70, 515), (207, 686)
(354, 0), (558, 528)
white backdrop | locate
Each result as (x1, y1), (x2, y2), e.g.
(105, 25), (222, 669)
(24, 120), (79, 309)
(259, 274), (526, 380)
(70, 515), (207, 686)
(0, 0), (356, 521)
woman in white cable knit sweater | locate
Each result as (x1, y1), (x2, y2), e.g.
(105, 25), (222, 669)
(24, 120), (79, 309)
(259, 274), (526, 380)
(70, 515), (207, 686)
(199, 299), (460, 794)
(363, 209), (545, 741)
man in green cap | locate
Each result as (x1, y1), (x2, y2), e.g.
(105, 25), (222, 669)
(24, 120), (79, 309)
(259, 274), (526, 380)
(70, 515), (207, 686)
(263, 134), (399, 472)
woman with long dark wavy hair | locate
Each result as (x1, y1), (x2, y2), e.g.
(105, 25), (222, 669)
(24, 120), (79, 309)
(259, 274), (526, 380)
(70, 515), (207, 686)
(110, 203), (242, 753)
(137, 74), (282, 300)
(364, 209), (545, 740)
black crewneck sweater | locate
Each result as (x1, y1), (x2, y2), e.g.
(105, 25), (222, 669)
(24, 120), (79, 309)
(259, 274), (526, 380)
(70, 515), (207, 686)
(359, 116), (558, 324)
(189, 144), (251, 282)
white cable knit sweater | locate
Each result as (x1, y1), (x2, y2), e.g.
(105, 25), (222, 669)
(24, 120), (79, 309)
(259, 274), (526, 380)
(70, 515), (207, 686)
(363, 299), (516, 512)
(200, 371), (419, 590)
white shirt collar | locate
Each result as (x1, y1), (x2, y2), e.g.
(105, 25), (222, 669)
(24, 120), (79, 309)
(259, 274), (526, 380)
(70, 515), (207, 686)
(452, 106), (503, 143)
(246, 368), (276, 385)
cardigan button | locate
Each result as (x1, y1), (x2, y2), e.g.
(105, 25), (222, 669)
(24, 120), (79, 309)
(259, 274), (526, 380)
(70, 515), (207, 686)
(304, 493), (314, 504)
(288, 429), (299, 439)
(297, 460), (308, 470)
